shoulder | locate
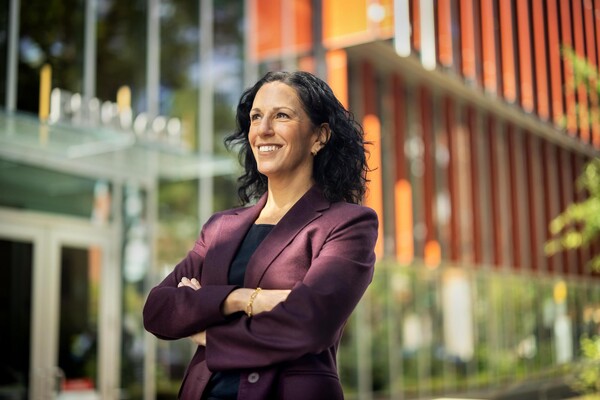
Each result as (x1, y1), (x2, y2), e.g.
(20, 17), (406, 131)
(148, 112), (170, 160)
(327, 201), (378, 220)
(319, 201), (379, 234)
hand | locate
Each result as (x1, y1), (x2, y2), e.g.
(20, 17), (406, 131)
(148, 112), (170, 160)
(189, 330), (206, 346)
(177, 277), (201, 290)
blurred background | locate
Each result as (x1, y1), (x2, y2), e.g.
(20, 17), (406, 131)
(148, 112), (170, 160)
(1, 0), (600, 399)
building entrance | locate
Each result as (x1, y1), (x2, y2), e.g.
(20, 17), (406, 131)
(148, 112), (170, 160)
(0, 209), (119, 400)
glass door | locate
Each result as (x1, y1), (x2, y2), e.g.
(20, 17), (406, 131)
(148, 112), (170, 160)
(0, 237), (34, 400)
(55, 244), (102, 400)
(0, 209), (119, 400)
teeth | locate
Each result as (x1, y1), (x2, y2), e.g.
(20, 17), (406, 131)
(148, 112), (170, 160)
(259, 145), (279, 152)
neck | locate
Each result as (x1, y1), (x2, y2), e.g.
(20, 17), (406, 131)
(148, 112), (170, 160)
(256, 177), (314, 224)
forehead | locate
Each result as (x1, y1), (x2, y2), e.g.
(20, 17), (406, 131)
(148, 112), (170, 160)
(252, 82), (304, 109)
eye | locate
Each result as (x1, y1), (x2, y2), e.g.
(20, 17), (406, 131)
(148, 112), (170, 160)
(276, 112), (289, 119)
(250, 113), (261, 122)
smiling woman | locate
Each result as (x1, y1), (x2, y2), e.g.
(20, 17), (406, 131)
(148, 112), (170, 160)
(143, 71), (378, 400)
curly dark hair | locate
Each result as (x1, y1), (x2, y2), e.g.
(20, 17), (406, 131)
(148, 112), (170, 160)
(225, 71), (369, 205)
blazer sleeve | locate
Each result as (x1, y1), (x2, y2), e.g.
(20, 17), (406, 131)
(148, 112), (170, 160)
(143, 214), (238, 340)
(205, 206), (378, 370)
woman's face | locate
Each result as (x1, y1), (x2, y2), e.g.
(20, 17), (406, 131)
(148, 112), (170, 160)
(248, 82), (323, 184)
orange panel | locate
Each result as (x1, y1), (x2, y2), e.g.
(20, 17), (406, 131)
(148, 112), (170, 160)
(460, 0), (477, 81)
(253, 0), (312, 60)
(395, 180), (414, 264)
(379, 0), (395, 33)
(363, 114), (384, 258)
(323, 0), (368, 42)
(560, 0), (578, 136)
(424, 240), (441, 268)
(499, 0), (517, 102)
(326, 50), (348, 108)
(411, 0), (421, 51)
(532, 0), (550, 119)
(480, 0), (498, 94)
(438, 0), (453, 67)
(516, 0), (534, 112)
(362, 61), (383, 258)
(547, 0), (564, 126)
(393, 75), (413, 264)
(573, 0), (590, 143)
(254, 0), (282, 58)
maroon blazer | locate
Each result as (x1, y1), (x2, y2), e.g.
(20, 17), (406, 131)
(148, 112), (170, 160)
(143, 185), (378, 399)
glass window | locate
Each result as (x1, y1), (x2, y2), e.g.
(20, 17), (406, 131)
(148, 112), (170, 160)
(159, 0), (199, 150)
(0, 1), (8, 108)
(17, 0), (85, 114)
(96, 0), (147, 115)
(213, 0), (245, 156)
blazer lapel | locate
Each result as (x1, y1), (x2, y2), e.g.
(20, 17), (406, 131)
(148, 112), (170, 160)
(244, 186), (330, 288)
(201, 195), (267, 285)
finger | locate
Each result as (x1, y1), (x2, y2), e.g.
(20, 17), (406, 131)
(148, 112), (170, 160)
(178, 282), (184, 287)
(190, 278), (201, 289)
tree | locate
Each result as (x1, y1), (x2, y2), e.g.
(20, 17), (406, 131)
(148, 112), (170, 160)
(545, 158), (600, 272)
(544, 47), (600, 273)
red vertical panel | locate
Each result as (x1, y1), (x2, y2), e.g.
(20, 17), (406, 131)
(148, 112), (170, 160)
(556, 148), (568, 274)
(480, 0), (498, 94)
(573, 0), (591, 143)
(420, 87), (440, 267)
(392, 75), (414, 264)
(499, 0), (517, 102)
(438, 0), (454, 67)
(572, 153), (586, 275)
(542, 143), (559, 273)
(412, 0), (421, 52)
(467, 107), (482, 264)
(547, 0), (565, 126)
(460, 0), (477, 81)
(507, 125), (521, 269)
(516, 0), (535, 112)
(525, 135), (540, 271)
(532, 0), (550, 119)
(584, 0), (600, 147)
(446, 98), (461, 263)
(560, 0), (578, 136)
(487, 117), (502, 267)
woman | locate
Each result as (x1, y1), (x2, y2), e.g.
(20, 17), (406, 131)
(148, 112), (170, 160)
(143, 71), (378, 399)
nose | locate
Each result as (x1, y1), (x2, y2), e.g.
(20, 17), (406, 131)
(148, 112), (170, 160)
(256, 117), (274, 136)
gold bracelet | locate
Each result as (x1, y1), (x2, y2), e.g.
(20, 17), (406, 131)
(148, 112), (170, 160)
(245, 287), (262, 317)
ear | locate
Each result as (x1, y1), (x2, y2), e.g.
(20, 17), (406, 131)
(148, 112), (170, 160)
(312, 123), (331, 154)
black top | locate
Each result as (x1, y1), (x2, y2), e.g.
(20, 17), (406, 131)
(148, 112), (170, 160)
(202, 224), (274, 400)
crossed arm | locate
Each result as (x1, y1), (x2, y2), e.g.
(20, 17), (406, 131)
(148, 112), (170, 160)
(176, 277), (290, 346)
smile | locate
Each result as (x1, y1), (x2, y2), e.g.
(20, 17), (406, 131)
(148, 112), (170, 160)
(258, 145), (282, 153)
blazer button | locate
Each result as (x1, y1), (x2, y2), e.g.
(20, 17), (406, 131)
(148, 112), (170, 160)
(248, 372), (260, 383)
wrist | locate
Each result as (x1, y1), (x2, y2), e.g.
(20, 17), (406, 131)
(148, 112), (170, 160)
(223, 288), (251, 316)
(245, 288), (262, 317)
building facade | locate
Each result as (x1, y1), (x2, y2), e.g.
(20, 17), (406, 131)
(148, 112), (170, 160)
(1, 0), (599, 399)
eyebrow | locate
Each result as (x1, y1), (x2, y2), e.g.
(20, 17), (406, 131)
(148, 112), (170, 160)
(250, 106), (296, 114)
